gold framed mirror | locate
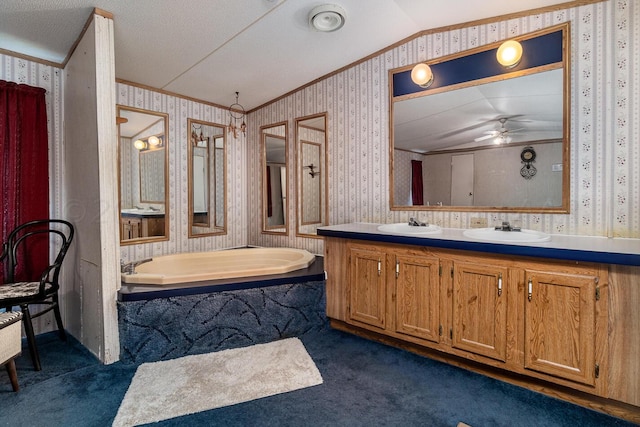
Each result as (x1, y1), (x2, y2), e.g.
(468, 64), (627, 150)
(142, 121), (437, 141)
(117, 106), (169, 244)
(390, 23), (570, 213)
(296, 113), (328, 238)
(261, 121), (288, 235)
(187, 118), (226, 238)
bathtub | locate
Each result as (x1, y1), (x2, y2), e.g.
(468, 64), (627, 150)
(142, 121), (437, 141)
(117, 247), (326, 361)
(121, 247), (316, 286)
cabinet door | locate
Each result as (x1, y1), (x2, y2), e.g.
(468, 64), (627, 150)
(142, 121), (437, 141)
(146, 217), (165, 237)
(524, 270), (597, 385)
(120, 217), (141, 239)
(452, 262), (508, 362)
(349, 246), (386, 329)
(395, 254), (440, 343)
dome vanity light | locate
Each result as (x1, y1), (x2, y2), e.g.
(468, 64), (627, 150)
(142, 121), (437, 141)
(410, 63), (434, 88)
(496, 40), (523, 68)
(309, 4), (347, 32)
(133, 139), (146, 150)
(147, 135), (161, 147)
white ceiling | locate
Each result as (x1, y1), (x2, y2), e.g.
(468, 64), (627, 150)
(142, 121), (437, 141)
(0, 0), (574, 110)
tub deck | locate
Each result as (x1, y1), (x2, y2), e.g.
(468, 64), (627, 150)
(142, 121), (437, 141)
(118, 256), (324, 302)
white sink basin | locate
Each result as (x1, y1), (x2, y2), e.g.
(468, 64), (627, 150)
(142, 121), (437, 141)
(463, 227), (551, 243)
(377, 223), (443, 235)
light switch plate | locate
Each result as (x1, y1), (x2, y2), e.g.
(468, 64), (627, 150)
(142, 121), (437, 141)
(470, 218), (488, 228)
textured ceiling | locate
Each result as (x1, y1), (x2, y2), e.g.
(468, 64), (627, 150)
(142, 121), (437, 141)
(0, 0), (575, 109)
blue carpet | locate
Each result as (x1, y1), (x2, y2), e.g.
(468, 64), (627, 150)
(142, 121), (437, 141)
(0, 330), (635, 426)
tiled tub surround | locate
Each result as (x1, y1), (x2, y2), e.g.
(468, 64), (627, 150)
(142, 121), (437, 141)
(118, 251), (326, 364)
(118, 278), (327, 364)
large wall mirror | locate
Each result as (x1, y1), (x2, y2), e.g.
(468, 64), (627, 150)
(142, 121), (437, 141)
(117, 106), (169, 244)
(188, 118), (226, 237)
(296, 113), (328, 238)
(261, 122), (288, 235)
(390, 23), (570, 212)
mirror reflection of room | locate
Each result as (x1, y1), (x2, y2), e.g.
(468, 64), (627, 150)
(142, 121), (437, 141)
(301, 141), (322, 224)
(261, 122), (288, 234)
(117, 106), (169, 243)
(188, 118), (226, 238)
(391, 24), (568, 212)
(295, 113), (327, 238)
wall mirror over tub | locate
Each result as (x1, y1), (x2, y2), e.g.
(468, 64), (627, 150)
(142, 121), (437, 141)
(390, 23), (570, 213)
(296, 113), (328, 238)
(117, 106), (169, 244)
(261, 121), (288, 235)
(188, 118), (227, 237)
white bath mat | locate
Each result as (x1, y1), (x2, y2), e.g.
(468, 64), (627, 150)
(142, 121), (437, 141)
(112, 338), (323, 426)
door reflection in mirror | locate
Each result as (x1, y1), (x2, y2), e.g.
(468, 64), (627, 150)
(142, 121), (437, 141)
(261, 122), (288, 234)
(188, 119), (226, 237)
(295, 113), (328, 238)
(117, 106), (169, 244)
(301, 141), (322, 224)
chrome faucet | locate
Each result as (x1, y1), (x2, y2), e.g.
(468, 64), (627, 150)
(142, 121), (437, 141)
(495, 221), (521, 232)
(120, 258), (153, 275)
(408, 217), (428, 227)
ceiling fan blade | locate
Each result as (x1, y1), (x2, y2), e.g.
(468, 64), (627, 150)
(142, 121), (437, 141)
(474, 134), (495, 142)
(504, 128), (525, 134)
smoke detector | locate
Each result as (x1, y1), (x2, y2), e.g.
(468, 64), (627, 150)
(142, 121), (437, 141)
(309, 4), (346, 32)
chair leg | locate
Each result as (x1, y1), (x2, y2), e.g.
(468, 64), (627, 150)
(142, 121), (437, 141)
(5, 359), (19, 392)
(20, 305), (41, 371)
(52, 295), (67, 341)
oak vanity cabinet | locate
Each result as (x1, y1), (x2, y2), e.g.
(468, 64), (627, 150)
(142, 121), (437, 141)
(394, 253), (440, 343)
(120, 216), (141, 239)
(144, 216), (165, 237)
(325, 235), (639, 421)
(523, 268), (601, 386)
(348, 245), (387, 329)
(120, 215), (165, 239)
(328, 238), (608, 395)
(346, 242), (440, 342)
(452, 261), (509, 362)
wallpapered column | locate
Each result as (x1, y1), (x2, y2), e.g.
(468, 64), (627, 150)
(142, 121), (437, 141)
(247, 0), (640, 256)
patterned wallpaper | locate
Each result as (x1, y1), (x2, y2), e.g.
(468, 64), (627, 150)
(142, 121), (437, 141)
(0, 55), (65, 231)
(248, 0), (639, 256)
(0, 54), (66, 335)
(1, 0), (638, 266)
(116, 83), (247, 263)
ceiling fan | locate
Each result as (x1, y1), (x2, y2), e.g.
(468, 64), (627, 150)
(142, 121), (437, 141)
(474, 117), (523, 144)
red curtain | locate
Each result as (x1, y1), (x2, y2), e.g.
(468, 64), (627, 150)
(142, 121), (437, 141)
(0, 80), (49, 284)
(411, 160), (424, 206)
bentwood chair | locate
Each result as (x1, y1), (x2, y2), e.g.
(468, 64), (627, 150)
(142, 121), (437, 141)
(0, 219), (74, 371)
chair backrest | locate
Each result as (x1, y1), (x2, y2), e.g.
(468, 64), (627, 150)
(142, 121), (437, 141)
(2, 219), (74, 286)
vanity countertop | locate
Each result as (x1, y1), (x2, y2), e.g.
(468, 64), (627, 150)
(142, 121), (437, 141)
(318, 222), (640, 266)
(121, 209), (165, 218)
